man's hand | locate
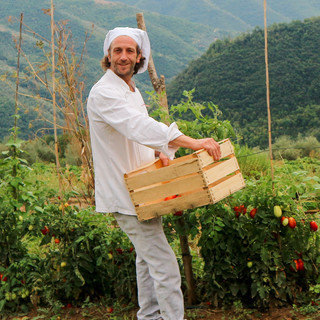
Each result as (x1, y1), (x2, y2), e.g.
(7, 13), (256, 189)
(158, 152), (170, 167)
(169, 135), (221, 161)
(194, 138), (221, 161)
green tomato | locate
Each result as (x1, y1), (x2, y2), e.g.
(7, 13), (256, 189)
(282, 217), (289, 226)
(28, 225), (34, 231)
(247, 261), (253, 268)
(274, 205), (282, 218)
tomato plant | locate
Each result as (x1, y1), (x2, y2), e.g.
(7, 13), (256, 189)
(197, 169), (320, 308)
(1, 102), (319, 315)
(1, 148), (137, 313)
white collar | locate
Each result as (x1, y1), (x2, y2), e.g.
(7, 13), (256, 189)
(106, 69), (136, 92)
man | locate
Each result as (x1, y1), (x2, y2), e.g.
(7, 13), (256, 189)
(87, 27), (221, 320)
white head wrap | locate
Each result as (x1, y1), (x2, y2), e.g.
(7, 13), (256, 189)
(103, 27), (151, 74)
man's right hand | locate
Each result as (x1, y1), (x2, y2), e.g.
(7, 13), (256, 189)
(169, 135), (221, 161)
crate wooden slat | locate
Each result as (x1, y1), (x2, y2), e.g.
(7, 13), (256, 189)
(131, 173), (204, 203)
(209, 173), (245, 202)
(136, 189), (212, 221)
(124, 139), (245, 221)
(125, 157), (201, 190)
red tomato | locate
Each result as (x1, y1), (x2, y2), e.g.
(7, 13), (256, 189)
(174, 211), (183, 216)
(0, 274), (8, 282)
(164, 195), (178, 201)
(293, 259), (299, 271)
(233, 206), (240, 212)
(310, 221), (318, 231)
(54, 238), (60, 244)
(293, 258), (304, 271)
(297, 259), (304, 271)
(239, 205), (247, 214)
(249, 208), (257, 218)
(288, 217), (297, 229)
(41, 226), (50, 235)
(116, 248), (123, 254)
(106, 307), (113, 313)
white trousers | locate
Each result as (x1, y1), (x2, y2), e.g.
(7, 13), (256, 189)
(113, 213), (184, 320)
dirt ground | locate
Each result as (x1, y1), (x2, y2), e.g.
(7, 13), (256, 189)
(6, 305), (320, 320)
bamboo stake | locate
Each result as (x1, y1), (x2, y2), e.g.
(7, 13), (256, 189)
(14, 13), (23, 142)
(50, 0), (64, 203)
(264, 0), (275, 185)
(11, 13), (24, 206)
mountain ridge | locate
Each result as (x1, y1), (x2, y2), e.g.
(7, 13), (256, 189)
(0, 0), (320, 141)
(167, 17), (320, 147)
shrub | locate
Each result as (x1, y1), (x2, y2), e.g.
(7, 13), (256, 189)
(64, 142), (82, 166)
(272, 135), (320, 160)
(235, 144), (270, 178)
(296, 136), (320, 158)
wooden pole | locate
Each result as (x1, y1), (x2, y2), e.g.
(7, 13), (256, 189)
(14, 13), (23, 142)
(136, 13), (170, 124)
(51, 0), (64, 203)
(136, 12), (198, 305)
(263, 0), (275, 185)
(11, 13), (24, 206)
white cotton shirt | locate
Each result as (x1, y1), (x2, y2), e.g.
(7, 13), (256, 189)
(87, 69), (183, 215)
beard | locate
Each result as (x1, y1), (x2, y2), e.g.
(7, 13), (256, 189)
(113, 62), (136, 79)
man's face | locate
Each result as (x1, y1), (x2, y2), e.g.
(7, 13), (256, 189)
(108, 36), (141, 82)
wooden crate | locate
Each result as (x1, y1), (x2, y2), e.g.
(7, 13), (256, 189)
(124, 139), (245, 221)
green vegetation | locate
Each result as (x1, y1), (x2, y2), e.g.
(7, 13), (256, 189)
(0, 2), (320, 317)
(0, 0), (219, 140)
(107, 0), (320, 31)
(0, 93), (319, 318)
(197, 158), (320, 308)
(1, 1), (320, 142)
(168, 18), (320, 148)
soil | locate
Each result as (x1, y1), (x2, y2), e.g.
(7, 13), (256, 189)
(6, 305), (320, 320)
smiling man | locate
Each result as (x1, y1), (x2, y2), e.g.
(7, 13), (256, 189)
(108, 35), (140, 84)
(87, 27), (221, 320)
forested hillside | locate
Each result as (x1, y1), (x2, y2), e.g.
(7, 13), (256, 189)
(167, 18), (320, 148)
(108, 0), (320, 32)
(0, 0), (319, 143)
(0, 0), (219, 139)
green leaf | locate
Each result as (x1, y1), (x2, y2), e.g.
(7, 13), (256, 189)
(229, 283), (240, 296)
(0, 299), (6, 312)
(75, 266), (85, 286)
(34, 206), (44, 213)
(75, 236), (85, 243)
(251, 281), (258, 298)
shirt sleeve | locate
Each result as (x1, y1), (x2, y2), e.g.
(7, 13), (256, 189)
(90, 86), (183, 159)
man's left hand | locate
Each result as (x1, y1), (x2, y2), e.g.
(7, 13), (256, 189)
(159, 152), (170, 167)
